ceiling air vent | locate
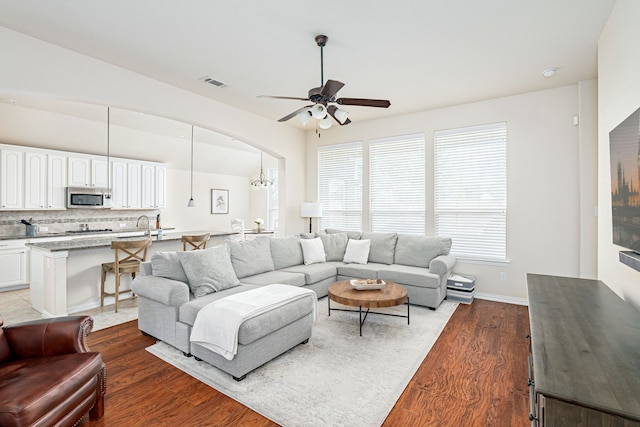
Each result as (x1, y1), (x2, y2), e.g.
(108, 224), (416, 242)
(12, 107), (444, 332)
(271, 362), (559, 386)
(199, 76), (228, 88)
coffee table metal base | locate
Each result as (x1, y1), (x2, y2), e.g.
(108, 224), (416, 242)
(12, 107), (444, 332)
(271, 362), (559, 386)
(328, 297), (410, 336)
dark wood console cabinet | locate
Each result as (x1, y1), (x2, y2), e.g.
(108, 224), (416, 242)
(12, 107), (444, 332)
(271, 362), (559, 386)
(527, 274), (640, 426)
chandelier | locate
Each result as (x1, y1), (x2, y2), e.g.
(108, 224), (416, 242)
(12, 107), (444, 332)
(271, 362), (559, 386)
(250, 152), (273, 188)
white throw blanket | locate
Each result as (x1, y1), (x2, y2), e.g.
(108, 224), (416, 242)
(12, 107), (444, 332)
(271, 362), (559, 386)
(190, 284), (317, 360)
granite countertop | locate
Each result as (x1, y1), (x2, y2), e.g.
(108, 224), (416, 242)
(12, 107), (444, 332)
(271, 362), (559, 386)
(0, 227), (176, 241)
(26, 230), (236, 252)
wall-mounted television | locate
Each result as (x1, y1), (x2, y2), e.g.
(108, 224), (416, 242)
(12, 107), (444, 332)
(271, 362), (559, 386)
(610, 107), (640, 252)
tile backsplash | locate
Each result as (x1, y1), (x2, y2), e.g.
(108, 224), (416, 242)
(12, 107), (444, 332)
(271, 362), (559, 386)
(0, 210), (160, 237)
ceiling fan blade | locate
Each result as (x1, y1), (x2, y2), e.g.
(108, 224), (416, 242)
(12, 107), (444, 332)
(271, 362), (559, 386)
(336, 98), (391, 108)
(320, 80), (345, 98)
(327, 105), (351, 126)
(277, 105), (314, 122)
(258, 95), (310, 101)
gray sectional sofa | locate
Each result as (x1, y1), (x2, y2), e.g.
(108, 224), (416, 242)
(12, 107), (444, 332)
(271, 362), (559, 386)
(132, 230), (455, 379)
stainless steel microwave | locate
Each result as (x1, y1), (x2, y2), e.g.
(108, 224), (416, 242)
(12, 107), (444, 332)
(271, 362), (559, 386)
(66, 187), (110, 209)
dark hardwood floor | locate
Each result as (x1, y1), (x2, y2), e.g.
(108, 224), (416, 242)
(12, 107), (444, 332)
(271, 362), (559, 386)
(85, 299), (530, 426)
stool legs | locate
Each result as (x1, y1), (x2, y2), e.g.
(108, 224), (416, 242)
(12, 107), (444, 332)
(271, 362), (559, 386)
(100, 267), (107, 308)
(114, 272), (120, 313)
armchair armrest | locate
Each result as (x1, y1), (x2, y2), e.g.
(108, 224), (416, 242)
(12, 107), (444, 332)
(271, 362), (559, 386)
(429, 254), (457, 276)
(3, 315), (93, 359)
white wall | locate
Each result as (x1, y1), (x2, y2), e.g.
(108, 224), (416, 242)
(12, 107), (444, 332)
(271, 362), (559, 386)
(0, 26), (307, 236)
(598, 0), (640, 310)
(305, 84), (598, 303)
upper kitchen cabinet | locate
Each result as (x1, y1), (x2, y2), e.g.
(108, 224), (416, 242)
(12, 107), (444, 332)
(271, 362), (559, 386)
(67, 156), (108, 188)
(110, 160), (144, 209)
(141, 163), (166, 209)
(0, 149), (24, 209)
(155, 165), (167, 209)
(47, 154), (67, 209)
(24, 151), (46, 209)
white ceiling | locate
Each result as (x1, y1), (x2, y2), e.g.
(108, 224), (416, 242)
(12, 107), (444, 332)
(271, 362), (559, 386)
(0, 0), (616, 129)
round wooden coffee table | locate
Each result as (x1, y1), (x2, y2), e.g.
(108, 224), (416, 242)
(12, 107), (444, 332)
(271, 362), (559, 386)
(327, 280), (409, 336)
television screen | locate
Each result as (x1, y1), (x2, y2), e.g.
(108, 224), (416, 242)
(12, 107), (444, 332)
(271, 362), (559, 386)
(610, 107), (640, 252)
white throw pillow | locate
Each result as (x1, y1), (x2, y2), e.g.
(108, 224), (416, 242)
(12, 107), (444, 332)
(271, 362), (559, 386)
(300, 237), (326, 265)
(343, 239), (371, 264)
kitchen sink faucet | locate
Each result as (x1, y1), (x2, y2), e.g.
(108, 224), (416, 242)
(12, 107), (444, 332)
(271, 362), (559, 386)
(136, 215), (151, 237)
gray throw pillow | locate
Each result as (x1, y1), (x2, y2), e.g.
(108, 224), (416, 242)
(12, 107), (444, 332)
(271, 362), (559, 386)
(178, 245), (240, 297)
(227, 237), (275, 279)
(316, 232), (348, 261)
(326, 228), (362, 240)
(360, 232), (398, 265)
(270, 236), (304, 269)
(151, 251), (188, 283)
(394, 235), (452, 268)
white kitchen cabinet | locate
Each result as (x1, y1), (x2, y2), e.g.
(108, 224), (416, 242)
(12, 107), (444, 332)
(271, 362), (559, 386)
(91, 158), (109, 187)
(0, 149), (24, 210)
(111, 160), (128, 208)
(67, 156), (90, 187)
(127, 162), (142, 209)
(68, 156), (109, 188)
(24, 151), (47, 209)
(0, 240), (29, 289)
(47, 154), (67, 209)
(141, 163), (155, 208)
(155, 165), (167, 208)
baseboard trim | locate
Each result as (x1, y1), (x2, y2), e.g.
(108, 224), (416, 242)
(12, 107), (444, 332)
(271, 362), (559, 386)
(475, 292), (528, 306)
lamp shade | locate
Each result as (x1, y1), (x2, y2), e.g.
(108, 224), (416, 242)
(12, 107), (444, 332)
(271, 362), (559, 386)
(333, 108), (349, 124)
(310, 104), (327, 119)
(301, 202), (323, 218)
(296, 109), (311, 125)
(318, 117), (332, 129)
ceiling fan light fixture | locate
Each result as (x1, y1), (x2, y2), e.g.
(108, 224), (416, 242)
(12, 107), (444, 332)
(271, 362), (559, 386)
(310, 104), (327, 119)
(334, 108), (349, 124)
(296, 109), (312, 125)
(318, 117), (332, 129)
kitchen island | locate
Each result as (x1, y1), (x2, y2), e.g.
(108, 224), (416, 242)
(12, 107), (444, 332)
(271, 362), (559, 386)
(27, 230), (235, 317)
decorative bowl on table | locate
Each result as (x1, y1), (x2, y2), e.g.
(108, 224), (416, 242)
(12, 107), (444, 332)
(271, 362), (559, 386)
(349, 279), (386, 290)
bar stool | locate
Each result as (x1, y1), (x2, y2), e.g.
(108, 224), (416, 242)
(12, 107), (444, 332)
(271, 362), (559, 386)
(100, 237), (152, 312)
(181, 233), (210, 251)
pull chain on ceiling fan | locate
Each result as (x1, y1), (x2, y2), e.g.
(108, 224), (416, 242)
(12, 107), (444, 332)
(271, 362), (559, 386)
(259, 35), (391, 134)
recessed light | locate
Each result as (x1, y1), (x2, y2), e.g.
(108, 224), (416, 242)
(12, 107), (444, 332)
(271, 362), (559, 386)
(542, 68), (558, 78)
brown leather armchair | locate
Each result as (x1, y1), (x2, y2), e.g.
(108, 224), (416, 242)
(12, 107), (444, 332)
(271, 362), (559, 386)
(0, 315), (106, 426)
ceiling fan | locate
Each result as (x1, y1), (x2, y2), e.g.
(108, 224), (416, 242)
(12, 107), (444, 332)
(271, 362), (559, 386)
(259, 35), (391, 129)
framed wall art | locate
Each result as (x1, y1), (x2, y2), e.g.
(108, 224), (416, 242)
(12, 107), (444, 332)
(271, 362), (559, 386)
(211, 189), (229, 214)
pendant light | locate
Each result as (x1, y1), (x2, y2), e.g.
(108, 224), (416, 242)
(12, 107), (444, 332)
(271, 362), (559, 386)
(187, 125), (195, 207)
(103, 107), (113, 208)
(250, 152), (273, 188)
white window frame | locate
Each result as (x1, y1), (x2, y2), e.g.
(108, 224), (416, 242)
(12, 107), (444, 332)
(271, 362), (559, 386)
(434, 122), (507, 262)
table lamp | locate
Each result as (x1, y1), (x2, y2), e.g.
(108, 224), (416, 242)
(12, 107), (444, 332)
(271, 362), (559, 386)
(301, 202), (323, 233)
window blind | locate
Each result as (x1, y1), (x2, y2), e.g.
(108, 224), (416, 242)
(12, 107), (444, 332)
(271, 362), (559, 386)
(434, 123), (507, 261)
(370, 133), (425, 234)
(318, 142), (363, 231)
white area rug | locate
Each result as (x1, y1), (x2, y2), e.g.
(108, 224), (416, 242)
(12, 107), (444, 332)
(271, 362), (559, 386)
(147, 299), (457, 427)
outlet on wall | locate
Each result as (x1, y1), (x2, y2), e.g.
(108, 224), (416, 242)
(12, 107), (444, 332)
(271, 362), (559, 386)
(500, 272), (508, 282)
(120, 223), (127, 228)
